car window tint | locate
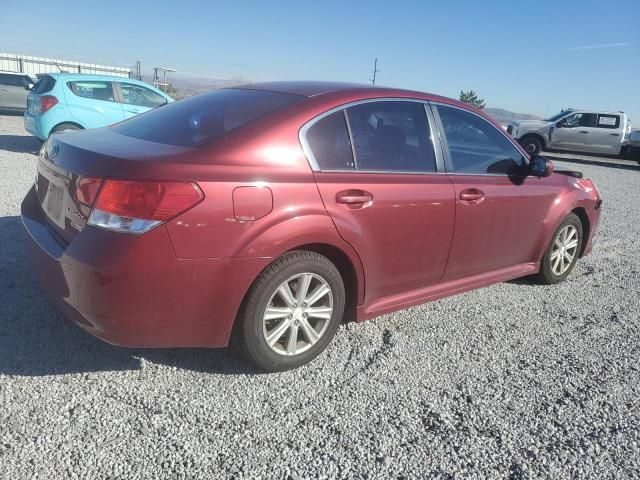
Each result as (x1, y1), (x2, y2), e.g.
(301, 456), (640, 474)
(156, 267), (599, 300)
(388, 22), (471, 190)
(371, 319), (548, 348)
(118, 83), (167, 108)
(67, 81), (115, 102)
(346, 101), (436, 172)
(596, 114), (620, 129)
(0, 74), (25, 87)
(305, 111), (354, 170)
(112, 88), (303, 148)
(31, 75), (55, 94)
(563, 113), (597, 128)
(437, 104), (527, 175)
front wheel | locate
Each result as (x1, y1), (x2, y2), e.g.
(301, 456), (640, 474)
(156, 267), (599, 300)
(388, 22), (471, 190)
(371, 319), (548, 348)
(537, 213), (583, 284)
(238, 251), (345, 371)
(520, 135), (543, 156)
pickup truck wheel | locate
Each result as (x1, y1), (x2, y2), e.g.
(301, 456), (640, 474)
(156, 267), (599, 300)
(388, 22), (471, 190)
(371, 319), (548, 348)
(537, 213), (583, 285)
(238, 251), (345, 372)
(520, 136), (542, 155)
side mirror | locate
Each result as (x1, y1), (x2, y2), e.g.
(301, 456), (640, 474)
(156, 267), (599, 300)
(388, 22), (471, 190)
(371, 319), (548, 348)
(556, 121), (563, 128)
(24, 83), (34, 91)
(530, 155), (554, 177)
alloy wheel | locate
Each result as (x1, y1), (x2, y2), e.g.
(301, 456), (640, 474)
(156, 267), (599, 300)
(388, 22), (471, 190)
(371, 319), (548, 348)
(550, 224), (579, 276)
(262, 273), (334, 356)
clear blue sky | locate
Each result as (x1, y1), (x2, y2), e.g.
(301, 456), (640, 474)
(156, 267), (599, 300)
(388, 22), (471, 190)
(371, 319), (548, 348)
(2, 0), (639, 124)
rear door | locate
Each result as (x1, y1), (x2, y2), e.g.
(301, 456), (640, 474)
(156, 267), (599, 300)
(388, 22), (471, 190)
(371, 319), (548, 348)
(431, 103), (555, 280)
(302, 99), (456, 302)
(0, 73), (29, 110)
(64, 80), (124, 127)
(588, 114), (623, 154)
(116, 82), (168, 119)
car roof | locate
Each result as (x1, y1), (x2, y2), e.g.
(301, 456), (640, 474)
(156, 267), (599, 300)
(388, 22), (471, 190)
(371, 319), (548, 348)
(45, 72), (145, 84)
(0, 70), (33, 76)
(233, 80), (457, 103)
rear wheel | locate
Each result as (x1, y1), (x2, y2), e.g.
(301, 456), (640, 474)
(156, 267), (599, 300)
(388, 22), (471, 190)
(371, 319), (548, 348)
(537, 213), (583, 284)
(50, 123), (82, 136)
(520, 135), (543, 155)
(238, 251), (345, 371)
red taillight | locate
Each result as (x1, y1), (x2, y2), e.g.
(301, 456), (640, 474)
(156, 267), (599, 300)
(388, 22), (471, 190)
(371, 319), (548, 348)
(39, 95), (58, 113)
(75, 177), (102, 206)
(95, 180), (204, 221)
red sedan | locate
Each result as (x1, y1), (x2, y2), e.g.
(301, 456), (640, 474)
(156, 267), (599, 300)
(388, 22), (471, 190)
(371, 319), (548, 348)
(21, 82), (602, 371)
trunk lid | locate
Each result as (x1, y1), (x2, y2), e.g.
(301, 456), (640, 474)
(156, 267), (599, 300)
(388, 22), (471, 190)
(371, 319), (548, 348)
(36, 128), (192, 243)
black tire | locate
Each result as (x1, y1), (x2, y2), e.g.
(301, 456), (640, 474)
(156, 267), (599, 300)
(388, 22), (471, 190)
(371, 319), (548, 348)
(520, 135), (543, 156)
(238, 251), (345, 372)
(537, 213), (583, 285)
(50, 123), (82, 135)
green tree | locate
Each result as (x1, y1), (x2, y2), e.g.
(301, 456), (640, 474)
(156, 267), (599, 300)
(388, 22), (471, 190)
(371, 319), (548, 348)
(459, 90), (486, 109)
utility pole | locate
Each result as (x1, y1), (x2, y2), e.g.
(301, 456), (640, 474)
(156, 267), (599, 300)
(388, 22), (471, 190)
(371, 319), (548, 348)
(370, 58), (380, 85)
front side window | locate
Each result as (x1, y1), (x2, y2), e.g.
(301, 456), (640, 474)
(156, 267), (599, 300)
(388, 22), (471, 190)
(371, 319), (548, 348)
(118, 83), (167, 108)
(346, 101), (436, 172)
(305, 111), (354, 170)
(437, 104), (526, 175)
(112, 88), (303, 148)
(562, 112), (597, 128)
(67, 81), (115, 102)
(596, 114), (620, 129)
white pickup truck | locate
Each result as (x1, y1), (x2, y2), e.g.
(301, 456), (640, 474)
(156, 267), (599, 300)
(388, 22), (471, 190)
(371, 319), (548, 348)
(508, 110), (632, 156)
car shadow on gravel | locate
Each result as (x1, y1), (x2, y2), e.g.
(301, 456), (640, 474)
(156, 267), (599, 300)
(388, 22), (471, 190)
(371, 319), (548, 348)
(545, 154), (640, 172)
(0, 134), (42, 154)
(0, 215), (256, 377)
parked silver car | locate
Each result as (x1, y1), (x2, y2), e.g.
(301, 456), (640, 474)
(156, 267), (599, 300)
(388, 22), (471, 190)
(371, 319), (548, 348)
(508, 110), (632, 156)
(0, 71), (35, 112)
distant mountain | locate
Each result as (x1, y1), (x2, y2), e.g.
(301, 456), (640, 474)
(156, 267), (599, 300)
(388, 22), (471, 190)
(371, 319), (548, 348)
(484, 107), (542, 126)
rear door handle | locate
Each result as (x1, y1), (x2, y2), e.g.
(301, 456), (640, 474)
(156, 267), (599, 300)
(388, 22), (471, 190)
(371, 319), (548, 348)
(459, 188), (485, 203)
(610, 133), (620, 136)
(579, 130), (589, 134)
(336, 189), (373, 208)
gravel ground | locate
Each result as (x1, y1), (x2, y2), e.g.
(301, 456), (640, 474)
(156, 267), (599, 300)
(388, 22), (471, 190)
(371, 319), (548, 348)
(1, 113), (639, 479)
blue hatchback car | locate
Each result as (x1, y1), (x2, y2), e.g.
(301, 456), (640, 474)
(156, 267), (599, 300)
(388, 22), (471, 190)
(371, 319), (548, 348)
(24, 73), (173, 140)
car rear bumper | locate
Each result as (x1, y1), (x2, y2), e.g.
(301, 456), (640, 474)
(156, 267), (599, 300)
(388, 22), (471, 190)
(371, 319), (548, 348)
(21, 186), (270, 348)
(24, 112), (46, 140)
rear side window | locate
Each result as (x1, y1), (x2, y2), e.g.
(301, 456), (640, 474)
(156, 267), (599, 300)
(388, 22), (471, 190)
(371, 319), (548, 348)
(346, 101), (436, 172)
(118, 83), (167, 108)
(0, 73), (27, 87)
(67, 81), (115, 102)
(31, 75), (55, 94)
(596, 114), (620, 129)
(112, 88), (303, 147)
(437, 104), (526, 175)
(304, 111), (354, 170)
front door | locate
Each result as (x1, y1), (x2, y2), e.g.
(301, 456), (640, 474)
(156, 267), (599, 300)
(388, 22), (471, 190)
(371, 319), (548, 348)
(432, 103), (555, 280)
(302, 100), (456, 302)
(116, 82), (168, 119)
(549, 112), (597, 153)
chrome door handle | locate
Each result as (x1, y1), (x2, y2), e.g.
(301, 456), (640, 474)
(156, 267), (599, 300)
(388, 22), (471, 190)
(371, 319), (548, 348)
(459, 188), (485, 203)
(336, 189), (373, 208)
(0, 88), (8, 92)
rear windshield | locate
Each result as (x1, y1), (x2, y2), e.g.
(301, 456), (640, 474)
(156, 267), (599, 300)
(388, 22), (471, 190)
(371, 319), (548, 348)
(111, 88), (304, 147)
(31, 75), (56, 94)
